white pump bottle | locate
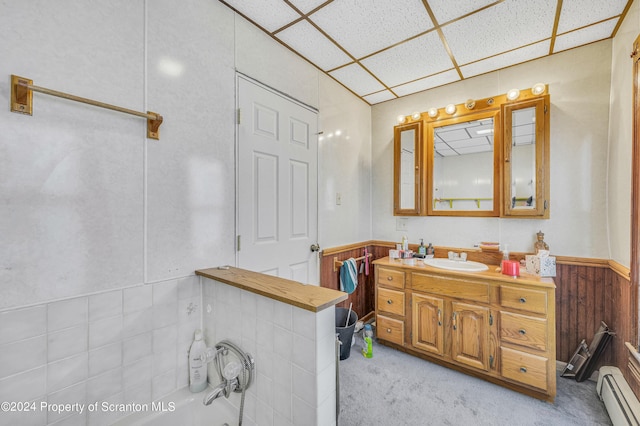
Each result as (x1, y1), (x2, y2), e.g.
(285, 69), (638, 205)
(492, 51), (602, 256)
(189, 329), (208, 392)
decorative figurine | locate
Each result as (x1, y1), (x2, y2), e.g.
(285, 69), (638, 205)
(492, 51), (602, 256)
(534, 230), (549, 253)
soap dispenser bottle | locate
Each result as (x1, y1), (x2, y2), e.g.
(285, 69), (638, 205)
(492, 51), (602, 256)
(189, 329), (207, 393)
(427, 243), (434, 256)
(418, 239), (427, 256)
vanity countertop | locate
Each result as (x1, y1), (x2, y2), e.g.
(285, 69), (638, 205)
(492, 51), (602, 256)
(196, 266), (347, 312)
(373, 256), (555, 288)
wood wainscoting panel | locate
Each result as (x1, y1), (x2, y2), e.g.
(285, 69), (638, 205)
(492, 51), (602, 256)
(554, 262), (635, 375)
(320, 244), (377, 320)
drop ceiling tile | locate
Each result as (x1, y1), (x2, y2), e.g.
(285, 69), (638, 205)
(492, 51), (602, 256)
(460, 40), (549, 79)
(361, 30), (453, 87)
(442, 0), (556, 65)
(427, 0), (497, 24)
(223, 0), (300, 32)
(457, 145), (492, 155)
(553, 19), (618, 53)
(393, 69), (460, 97)
(364, 90), (396, 104)
(309, 0), (432, 58)
(329, 63), (385, 96)
(557, 0), (627, 33)
(276, 20), (353, 71)
(287, 0), (328, 14)
(438, 128), (469, 143)
(436, 148), (457, 157)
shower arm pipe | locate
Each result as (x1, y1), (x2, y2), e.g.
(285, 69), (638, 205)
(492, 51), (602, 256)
(10, 74), (163, 140)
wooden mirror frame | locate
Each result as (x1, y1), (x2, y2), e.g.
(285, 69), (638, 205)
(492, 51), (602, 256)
(394, 121), (425, 216)
(426, 109), (501, 217)
(502, 95), (550, 218)
(398, 88), (550, 218)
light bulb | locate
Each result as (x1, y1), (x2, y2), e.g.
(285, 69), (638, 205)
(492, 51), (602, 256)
(427, 108), (438, 118)
(412, 112), (421, 120)
(445, 104), (456, 115)
(397, 115), (406, 123)
(506, 88), (520, 101)
(532, 83), (546, 95)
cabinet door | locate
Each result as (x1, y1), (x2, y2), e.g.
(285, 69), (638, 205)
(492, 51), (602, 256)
(412, 293), (444, 355)
(451, 302), (490, 371)
(501, 95), (550, 218)
(394, 121), (424, 215)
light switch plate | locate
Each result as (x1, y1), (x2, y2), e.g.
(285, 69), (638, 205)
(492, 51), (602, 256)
(396, 218), (408, 231)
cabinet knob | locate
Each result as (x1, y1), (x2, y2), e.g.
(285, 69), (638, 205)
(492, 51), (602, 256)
(387, 299), (393, 304)
(519, 297), (527, 303)
(520, 367), (527, 373)
(386, 328), (392, 333)
(519, 329), (526, 335)
(387, 276), (393, 281)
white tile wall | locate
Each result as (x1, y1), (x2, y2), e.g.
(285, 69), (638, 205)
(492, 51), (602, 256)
(202, 276), (337, 426)
(0, 276), (201, 426)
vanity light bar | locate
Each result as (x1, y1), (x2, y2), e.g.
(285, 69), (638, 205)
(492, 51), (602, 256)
(395, 83), (547, 125)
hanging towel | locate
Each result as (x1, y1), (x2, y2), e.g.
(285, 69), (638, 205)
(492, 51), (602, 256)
(340, 258), (358, 294)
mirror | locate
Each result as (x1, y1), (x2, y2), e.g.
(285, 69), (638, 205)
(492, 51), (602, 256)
(393, 88), (549, 218)
(502, 96), (549, 217)
(427, 111), (500, 217)
(394, 121), (423, 215)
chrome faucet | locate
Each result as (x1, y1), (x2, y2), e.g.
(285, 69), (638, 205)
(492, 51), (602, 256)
(203, 382), (228, 405)
(447, 251), (468, 261)
(203, 359), (242, 405)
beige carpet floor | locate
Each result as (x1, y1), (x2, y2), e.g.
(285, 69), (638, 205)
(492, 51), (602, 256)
(338, 331), (611, 426)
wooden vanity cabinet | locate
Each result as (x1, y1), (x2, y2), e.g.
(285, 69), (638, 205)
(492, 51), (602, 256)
(374, 258), (556, 402)
(410, 273), (493, 372)
(375, 267), (406, 346)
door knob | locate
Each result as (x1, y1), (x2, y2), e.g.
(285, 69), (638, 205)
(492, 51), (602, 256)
(310, 243), (320, 252)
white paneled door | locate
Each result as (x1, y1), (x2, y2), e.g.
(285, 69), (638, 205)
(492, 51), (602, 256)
(237, 76), (319, 285)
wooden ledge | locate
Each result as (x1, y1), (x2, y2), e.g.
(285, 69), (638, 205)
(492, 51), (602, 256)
(196, 266), (347, 312)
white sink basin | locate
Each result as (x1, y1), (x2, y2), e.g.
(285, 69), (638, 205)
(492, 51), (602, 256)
(423, 258), (489, 272)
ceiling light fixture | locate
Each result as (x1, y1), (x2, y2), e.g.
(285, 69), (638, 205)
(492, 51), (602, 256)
(445, 104), (456, 115)
(506, 88), (520, 101)
(427, 108), (438, 118)
(531, 83), (546, 95)
(397, 115), (406, 124)
(412, 112), (421, 120)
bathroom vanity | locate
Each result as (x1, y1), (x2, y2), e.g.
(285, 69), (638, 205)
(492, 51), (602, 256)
(373, 257), (556, 402)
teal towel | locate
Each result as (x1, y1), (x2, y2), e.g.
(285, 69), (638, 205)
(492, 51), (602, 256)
(340, 258), (358, 294)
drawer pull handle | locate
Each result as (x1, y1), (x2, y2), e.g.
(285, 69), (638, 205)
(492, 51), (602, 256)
(519, 329), (526, 335)
(438, 309), (442, 326)
(387, 276), (393, 281)
(386, 328), (392, 333)
(519, 297), (527, 303)
(520, 367), (527, 373)
(387, 299), (393, 304)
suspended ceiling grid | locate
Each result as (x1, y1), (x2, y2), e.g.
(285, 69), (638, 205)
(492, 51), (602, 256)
(219, 0), (632, 105)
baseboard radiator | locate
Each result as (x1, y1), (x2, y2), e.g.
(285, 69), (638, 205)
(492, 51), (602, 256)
(597, 367), (640, 425)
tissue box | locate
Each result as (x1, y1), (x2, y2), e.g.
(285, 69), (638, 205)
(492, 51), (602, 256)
(525, 254), (557, 277)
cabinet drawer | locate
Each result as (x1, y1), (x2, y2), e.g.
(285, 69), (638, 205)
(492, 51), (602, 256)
(500, 312), (547, 351)
(378, 287), (405, 316)
(501, 285), (547, 315)
(412, 273), (489, 303)
(377, 315), (404, 346)
(378, 267), (405, 289)
(501, 347), (548, 391)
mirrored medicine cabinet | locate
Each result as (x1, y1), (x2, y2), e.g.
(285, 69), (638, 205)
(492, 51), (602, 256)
(393, 88), (550, 218)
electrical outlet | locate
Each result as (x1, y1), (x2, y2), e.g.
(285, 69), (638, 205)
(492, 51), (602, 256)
(396, 218), (408, 231)
(336, 192), (342, 205)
